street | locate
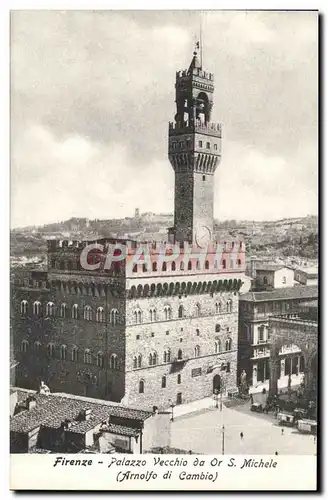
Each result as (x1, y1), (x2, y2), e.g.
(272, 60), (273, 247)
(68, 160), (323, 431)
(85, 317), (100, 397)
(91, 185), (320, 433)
(170, 402), (316, 455)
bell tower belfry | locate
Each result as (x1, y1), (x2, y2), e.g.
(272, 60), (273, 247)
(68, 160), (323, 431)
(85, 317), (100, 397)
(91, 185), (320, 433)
(168, 45), (222, 247)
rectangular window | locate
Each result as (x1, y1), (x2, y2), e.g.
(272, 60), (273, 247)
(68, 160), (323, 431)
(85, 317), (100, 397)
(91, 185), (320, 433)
(198, 140), (203, 148)
(206, 142), (211, 149)
(191, 368), (202, 378)
(214, 144), (218, 151)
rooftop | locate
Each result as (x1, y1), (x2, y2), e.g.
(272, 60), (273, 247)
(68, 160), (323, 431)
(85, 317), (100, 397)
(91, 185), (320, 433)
(10, 390), (153, 435)
(296, 266), (318, 277)
(256, 264), (291, 272)
(240, 285), (318, 303)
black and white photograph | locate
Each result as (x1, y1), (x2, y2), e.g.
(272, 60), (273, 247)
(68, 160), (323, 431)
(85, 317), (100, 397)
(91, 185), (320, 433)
(9, 9), (318, 491)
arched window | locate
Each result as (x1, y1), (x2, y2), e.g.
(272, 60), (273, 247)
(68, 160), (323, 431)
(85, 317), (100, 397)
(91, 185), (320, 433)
(215, 340), (221, 353)
(164, 349), (171, 363)
(133, 356), (138, 369)
(180, 262), (184, 271)
(237, 259), (242, 267)
(21, 340), (29, 353)
(188, 261), (192, 271)
(177, 349), (183, 360)
(162, 262), (167, 272)
(226, 362), (231, 373)
(205, 260), (209, 270)
(46, 302), (55, 316)
(196, 260), (201, 270)
(172, 261), (176, 271)
(222, 259), (226, 269)
(110, 354), (118, 370)
(133, 264), (138, 273)
(110, 309), (119, 325)
(215, 324), (221, 333)
(84, 305), (92, 321)
(152, 262), (157, 272)
(134, 309), (142, 324)
(47, 343), (55, 358)
(84, 349), (92, 364)
(149, 351), (157, 366)
(194, 345), (200, 357)
(196, 328), (200, 336)
(161, 376), (166, 389)
(149, 308), (157, 322)
(137, 354), (142, 368)
(20, 300), (28, 315)
(164, 305), (172, 321)
(97, 352), (104, 368)
(226, 299), (233, 313)
(142, 264), (147, 272)
(216, 302), (222, 314)
(34, 341), (41, 354)
(139, 379), (145, 394)
(72, 346), (78, 362)
(33, 301), (41, 316)
(60, 303), (67, 318)
(72, 304), (79, 320)
(178, 305), (184, 319)
(96, 307), (105, 323)
(263, 276), (268, 285)
(225, 338), (232, 351)
(177, 374), (181, 384)
(60, 345), (67, 360)
(195, 303), (201, 317)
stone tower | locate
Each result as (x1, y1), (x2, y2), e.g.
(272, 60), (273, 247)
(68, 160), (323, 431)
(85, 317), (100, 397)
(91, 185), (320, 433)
(168, 45), (222, 247)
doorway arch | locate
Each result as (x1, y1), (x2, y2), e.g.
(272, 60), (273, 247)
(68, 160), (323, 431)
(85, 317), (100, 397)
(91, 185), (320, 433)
(213, 374), (221, 393)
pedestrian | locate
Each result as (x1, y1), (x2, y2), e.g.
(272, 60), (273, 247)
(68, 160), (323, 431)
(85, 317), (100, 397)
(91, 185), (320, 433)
(275, 451), (278, 456)
(240, 432), (244, 440)
(281, 428), (284, 436)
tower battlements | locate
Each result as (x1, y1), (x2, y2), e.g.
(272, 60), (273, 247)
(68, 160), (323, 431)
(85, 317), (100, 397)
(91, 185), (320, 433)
(169, 121), (221, 137)
(176, 68), (214, 81)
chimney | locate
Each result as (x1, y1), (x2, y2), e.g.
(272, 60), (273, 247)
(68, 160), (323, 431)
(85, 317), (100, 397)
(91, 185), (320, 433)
(27, 396), (37, 411)
(80, 408), (92, 421)
(61, 419), (72, 429)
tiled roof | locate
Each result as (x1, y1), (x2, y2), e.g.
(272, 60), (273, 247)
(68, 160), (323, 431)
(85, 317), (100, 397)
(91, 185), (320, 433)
(107, 424), (140, 437)
(256, 264), (286, 272)
(240, 285), (318, 303)
(10, 391), (152, 434)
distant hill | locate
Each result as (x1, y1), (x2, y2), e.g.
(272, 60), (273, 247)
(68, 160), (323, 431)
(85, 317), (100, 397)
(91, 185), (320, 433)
(10, 214), (318, 269)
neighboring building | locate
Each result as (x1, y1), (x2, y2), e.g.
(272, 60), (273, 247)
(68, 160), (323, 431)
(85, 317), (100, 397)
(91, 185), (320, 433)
(269, 309), (317, 402)
(238, 285), (318, 387)
(10, 388), (170, 454)
(253, 264), (295, 291)
(294, 266), (318, 286)
(12, 47), (247, 410)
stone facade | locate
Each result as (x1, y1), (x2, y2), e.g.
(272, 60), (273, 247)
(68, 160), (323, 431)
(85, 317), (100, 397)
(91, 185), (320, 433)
(12, 250), (245, 410)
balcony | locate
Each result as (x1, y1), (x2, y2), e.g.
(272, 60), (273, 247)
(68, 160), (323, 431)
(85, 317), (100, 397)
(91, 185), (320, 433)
(251, 348), (271, 360)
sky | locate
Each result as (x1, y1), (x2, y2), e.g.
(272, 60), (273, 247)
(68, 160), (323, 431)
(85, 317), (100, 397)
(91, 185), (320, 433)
(10, 10), (318, 228)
